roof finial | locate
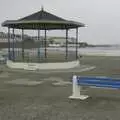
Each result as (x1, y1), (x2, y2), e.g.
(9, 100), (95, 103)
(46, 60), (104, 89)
(41, 5), (44, 11)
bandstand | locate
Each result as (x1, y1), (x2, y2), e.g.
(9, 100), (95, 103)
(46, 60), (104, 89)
(2, 7), (85, 70)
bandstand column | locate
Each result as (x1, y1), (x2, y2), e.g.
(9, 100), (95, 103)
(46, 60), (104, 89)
(21, 29), (24, 61)
(76, 27), (78, 59)
(65, 29), (68, 60)
(8, 27), (11, 60)
(44, 29), (47, 59)
(12, 28), (15, 61)
(38, 29), (40, 61)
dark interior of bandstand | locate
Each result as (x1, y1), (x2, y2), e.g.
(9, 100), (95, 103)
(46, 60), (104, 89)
(1, 8), (85, 63)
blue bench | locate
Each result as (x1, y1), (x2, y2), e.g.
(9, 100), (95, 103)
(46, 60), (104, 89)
(69, 75), (120, 100)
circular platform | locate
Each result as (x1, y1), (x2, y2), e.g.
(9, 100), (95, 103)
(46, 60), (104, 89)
(6, 60), (80, 70)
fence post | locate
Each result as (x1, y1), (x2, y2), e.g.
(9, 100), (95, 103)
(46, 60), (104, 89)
(72, 75), (80, 97)
(69, 75), (89, 100)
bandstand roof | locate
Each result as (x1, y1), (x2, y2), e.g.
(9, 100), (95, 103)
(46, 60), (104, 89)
(2, 8), (85, 30)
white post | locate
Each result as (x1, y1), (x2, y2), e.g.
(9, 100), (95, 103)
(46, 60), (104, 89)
(69, 75), (89, 100)
(72, 75), (80, 97)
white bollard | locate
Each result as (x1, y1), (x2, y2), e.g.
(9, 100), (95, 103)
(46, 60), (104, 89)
(69, 75), (89, 100)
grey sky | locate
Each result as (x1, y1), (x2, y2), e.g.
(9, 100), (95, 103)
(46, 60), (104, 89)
(0, 0), (120, 44)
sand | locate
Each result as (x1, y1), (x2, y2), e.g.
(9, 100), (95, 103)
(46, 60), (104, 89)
(0, 56), (120, 119)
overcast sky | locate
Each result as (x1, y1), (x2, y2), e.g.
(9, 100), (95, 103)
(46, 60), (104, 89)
(0, 0), (120, 45)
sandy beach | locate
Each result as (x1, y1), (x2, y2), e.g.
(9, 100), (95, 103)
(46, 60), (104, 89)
(0, 55), (119, 119)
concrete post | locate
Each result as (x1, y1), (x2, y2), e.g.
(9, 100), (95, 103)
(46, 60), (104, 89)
(69, 75), (89, 100)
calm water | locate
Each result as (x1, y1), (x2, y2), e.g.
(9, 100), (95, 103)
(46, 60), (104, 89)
(47, 46), (120, 56)
(2, 46), (120, 56)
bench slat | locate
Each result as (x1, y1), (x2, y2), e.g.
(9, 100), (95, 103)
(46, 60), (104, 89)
(78, 80), (120, 85)
(77, 76), (120, 89)
(78, 83), (120, 89)
(77, 76), (119, 81)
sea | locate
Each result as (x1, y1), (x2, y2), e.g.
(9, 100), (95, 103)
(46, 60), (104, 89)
(47, 46), (120, 56)
(1, 46), (120, 56)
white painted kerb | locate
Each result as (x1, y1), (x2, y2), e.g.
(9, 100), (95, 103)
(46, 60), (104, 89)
(7, 60), (80, 70)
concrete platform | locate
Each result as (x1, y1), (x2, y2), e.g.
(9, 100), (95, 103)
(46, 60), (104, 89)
(6, 60), (80, 70)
